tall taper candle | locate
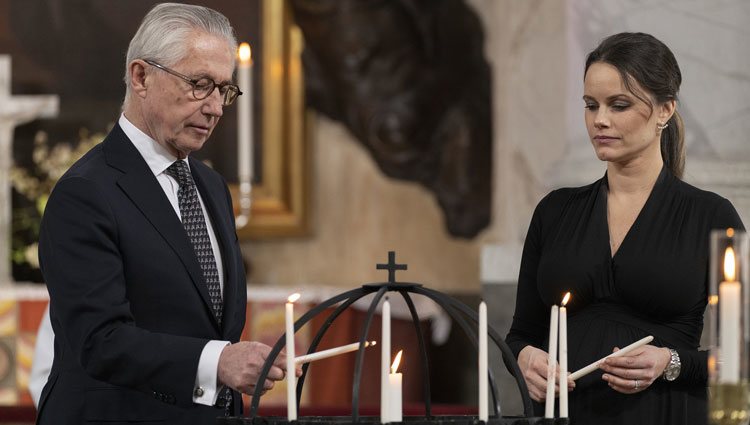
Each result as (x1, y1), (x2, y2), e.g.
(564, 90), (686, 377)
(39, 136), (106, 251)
(286, 293), (300, 421)
(478, 301), (488, 422)
(559, 293), (571, 418)
(545, 305), (559, 419)
(237, 43), (253, 187)
(381, 298), (391, 423)
(719, 246), (741, 383)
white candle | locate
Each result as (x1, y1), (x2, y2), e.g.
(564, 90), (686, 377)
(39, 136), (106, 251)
(381, 298), (391, 423)
(237, 42), (253, 186)
(294, 341), (376, 364)
(386, 350), (403, 423)
(559, 293), (571, 418)
(568, 335), (654, 381)
(286, 293), (300, 421)
(720, 246), (741, 383)
(478, 301), (488, 422)
(545, 305), (559, 419)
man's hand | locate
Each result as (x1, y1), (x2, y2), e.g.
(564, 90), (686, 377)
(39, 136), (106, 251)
(218, 341), (287, 395)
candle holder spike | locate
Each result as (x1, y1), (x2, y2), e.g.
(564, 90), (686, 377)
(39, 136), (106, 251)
(219, 252), (545, 424)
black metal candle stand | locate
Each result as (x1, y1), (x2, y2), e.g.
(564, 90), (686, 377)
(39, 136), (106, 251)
(217, 417), (570, 425)
(220, 252), (558, 425)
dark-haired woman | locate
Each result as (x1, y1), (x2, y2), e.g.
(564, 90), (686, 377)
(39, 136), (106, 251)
(505, 32), (744, 424)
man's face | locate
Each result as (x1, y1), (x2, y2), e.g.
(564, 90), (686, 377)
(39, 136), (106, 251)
(142, 31), (235, 159)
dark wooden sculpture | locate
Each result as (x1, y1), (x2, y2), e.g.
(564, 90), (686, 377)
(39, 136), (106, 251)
(289, 0), (493, 238)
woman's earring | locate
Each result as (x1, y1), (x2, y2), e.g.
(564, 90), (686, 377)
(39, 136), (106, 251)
(657, 122), (669, 130)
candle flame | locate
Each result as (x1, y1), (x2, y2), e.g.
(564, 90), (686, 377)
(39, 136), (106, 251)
(391, 350), (403, 373)
(724, 247), (736, 282)
(288, 293), (301, 303)
(727, 228), (735, 238)
(238, 42), (252, 64)
(709, 294), (719, 305)
(561, 292), (571, 306)
(370, 341), (377, 346)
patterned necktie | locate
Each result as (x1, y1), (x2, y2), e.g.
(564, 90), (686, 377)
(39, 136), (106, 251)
(165, 160), (223, 325)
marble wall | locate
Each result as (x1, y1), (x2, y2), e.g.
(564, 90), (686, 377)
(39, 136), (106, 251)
(551, 0), (750, 203)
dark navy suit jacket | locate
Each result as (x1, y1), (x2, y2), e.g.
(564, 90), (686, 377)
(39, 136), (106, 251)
(37, 124), (246, 424)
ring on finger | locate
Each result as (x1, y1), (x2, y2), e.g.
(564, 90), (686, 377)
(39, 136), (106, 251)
(634, 379), (640, 390)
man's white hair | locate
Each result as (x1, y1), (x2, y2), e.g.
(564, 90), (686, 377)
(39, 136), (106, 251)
(123, 3), (237, 103)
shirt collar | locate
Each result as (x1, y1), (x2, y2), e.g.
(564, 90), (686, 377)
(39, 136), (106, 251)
(118, 113), (189, 176)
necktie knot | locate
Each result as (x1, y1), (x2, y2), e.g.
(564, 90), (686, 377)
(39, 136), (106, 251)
(166, 160), (193, 187)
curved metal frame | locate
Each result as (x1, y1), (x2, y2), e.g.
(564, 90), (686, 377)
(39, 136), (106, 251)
(247, 258), (534, 420)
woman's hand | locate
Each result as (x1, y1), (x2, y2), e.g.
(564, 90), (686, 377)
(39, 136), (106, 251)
(518, 345), (575, 402)
(599, 345), (671, 394)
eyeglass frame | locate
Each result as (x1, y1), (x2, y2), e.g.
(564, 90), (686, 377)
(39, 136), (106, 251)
(143, 59), (243, 106)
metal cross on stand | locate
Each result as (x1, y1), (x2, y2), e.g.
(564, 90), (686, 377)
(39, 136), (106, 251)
(0, 55), (58, 284)
(376, 251), (407, 283)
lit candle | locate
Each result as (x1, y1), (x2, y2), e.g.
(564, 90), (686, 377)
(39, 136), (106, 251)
(286, 293), (300, 421)
(559, 293), (571, 418)
(387, 350), (403, 423)
(545, 305), (559, 419)
(478, 301), (488, 422)
(381, 298), (391, 423)
(237, 42), (253, 191)
(720, 246), (741, 383)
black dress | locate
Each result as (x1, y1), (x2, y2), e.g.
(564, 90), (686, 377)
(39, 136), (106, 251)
(506, 167), (744, 425)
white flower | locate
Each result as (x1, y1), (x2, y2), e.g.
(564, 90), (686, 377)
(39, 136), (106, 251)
(24, 243), (39, 269)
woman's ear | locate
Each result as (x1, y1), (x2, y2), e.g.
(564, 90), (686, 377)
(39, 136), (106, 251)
(659, 99), (676, 124)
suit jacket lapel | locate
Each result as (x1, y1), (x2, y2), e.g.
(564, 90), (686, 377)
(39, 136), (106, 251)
(103, 125), (220, 331)
(190, 158), (239, 334)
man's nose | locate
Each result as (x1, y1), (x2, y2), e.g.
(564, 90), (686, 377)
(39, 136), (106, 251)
(203, 88), (224, 117)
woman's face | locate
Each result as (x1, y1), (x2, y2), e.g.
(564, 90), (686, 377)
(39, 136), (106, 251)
(583, 62), (673, 166)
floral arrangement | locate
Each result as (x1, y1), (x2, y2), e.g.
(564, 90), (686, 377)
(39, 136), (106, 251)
(11, 127), (106, 280)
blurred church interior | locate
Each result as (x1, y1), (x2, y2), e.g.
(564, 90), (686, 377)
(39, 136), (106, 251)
(0, 0), (748, 422)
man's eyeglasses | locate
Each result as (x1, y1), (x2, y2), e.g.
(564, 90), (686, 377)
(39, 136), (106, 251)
(144, 59), (242, 106)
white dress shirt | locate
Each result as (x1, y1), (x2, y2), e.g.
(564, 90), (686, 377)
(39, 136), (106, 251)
(119, 114), (229, 406)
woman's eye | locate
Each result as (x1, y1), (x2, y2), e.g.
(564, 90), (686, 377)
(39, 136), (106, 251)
(611, 103), (630, 111)
(584, 103), (598, 110)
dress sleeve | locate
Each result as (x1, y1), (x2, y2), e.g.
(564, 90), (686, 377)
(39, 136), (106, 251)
(673, 349), (706, 385)
(505, 192), (557, 358)
(712, 197), (745, 231)
(674, 197), (745, 385)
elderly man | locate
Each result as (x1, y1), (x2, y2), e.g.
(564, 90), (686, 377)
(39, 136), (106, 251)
(36, 4), (285, 424)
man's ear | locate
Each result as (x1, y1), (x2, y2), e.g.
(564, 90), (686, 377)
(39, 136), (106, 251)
(129, 60), (149, 98)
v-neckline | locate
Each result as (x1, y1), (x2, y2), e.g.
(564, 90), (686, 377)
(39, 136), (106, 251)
(602, 166), (667, 260)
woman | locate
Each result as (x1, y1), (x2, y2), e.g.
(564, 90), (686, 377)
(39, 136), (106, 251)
(505, 32), (744, 424)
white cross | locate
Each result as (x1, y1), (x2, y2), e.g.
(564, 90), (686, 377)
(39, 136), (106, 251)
(0, 55), (59, 284)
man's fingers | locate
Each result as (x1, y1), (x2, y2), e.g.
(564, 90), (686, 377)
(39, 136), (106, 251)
(267, 365), (285, 381)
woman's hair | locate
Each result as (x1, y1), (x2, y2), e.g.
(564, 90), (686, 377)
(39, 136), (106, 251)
(123, 3), (237, 102)
(585, 32), (685, 178)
